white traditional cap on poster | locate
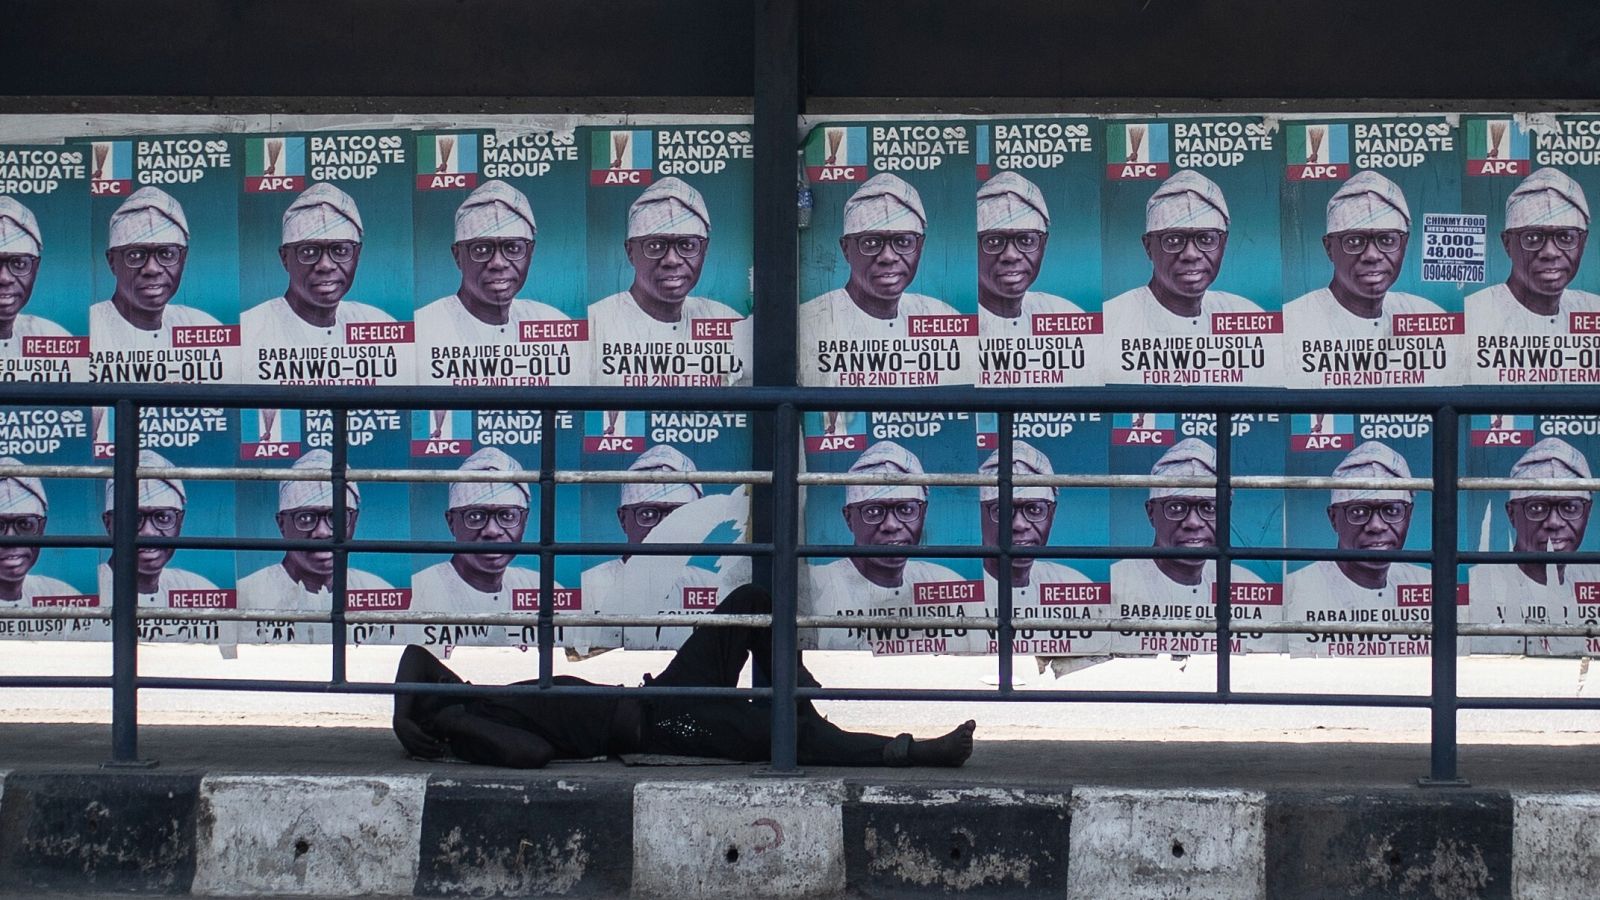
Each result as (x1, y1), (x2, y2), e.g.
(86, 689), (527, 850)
(0, 457), (47, 516)
(1145, 169), (1229, 232)
(842, 173), (927, 235)
(844, 439), (929, 504)
(453, 179), (537, 241)
(620, 443), (703, 506)
(1507, 437), (1592, 500)
(977, 440), (1058, 502)
(1147, 437), (1217, 499)
(0, 197), (42, 256)
(1325, 170), (1411, 233)
(1504, 167), (1590, 230)
(1329, 440), (1414, 504)
(104, 448), (186, 511)
(108, 187), (189, 247)
(626, 176), (709, 238)
(976, 171), (1049, 233)
(281, 182), (364, 243)
(447, 446), (531, 508)
(277, 447), (360, 510)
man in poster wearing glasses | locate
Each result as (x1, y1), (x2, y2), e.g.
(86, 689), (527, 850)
(0, 198), (72, 356)
(238, 449), (391, 642)
(412, 447), (546, 610)
(1112, 437), (1263, 605)
(96, 449), (220, 607)
(589, 177), (746, 385)
(975, 172), (1083, 333)
(0, 459), (76, 606)
(241, 182), (394, 347)
(1466, 167), (1599, 335)
(1286, 440), (1429, 609)
(90, 187), (223, 346)
(416, 180), (567, 349)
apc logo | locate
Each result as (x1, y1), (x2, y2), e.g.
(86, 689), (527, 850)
(240, 409), (304, 460)
(806, 126), (867, 183)
(1112, 413), (1175, 445)
(583, 410), (645, 453)
(591, 130), (655, 186)
(1465, 119), (1530, 177)
(411, 409), (475, 457)
(88, 141), (133, 197)
(805, 411), (866, 453)
(1469, 414), (1536, 447)
(1286, 124), (1350, 181)
(1290, 414), (1354, 452)
(416, 134), (481, 191)
(1105, 123), (1169, 180)
(245, 137), (306, 193)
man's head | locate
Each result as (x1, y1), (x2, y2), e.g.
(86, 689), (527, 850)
(1326, 440), (1415, 582)
(842, 440), (928, 586)
(1323, 171), (1411, 305)
(445, 447), (531, 585)
(452, 180), (536, 322)
(102, 448), (186, 581)
(1144, 438), (1218, 565)
(275, 448), (361, 586)
(978, 440), (1057, 584)
(1142, 170), (1230, 302)
(840, 173), (927, 311)
(617, 444), (703, 544)
(976, 172), (1050, 313)
(0, 456), (47, 596)
(0, 198), (43, 329)
(279, 182), (363, 321)
(1502, 167), (1590, 303)
(1505, 437), (1593, 555)
(106, 187), (189, 323)
(624, 177), (710, 318)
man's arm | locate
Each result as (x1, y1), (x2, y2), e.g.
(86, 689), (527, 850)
(393, 645), (464, 759)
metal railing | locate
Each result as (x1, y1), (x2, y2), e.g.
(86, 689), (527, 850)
(5, 383), (1600, 784)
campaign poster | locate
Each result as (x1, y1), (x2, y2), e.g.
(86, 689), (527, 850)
(970, 412), (1113, 656)
(1284, 414), (1459, 658)
(239, 130), (415, 387)
(234, 408), (409, 645)
(798, 122), (978, 387)
(584, 124), (753, 387)
(1281, 116), (1465, 388)
(84, 134), (241, 385)
(0, 406), (103, 642)
(413, 128), (590, 386)
(0, 144), (91, 381)
(800, 411), (983, 654)
(405, 408), (591, 650)
(91, 404), (238, 644)
(1463, 114), (1600, 386)
(1100, 117), (1284, 387)
(1108, 413), (1285, 656)
(973, 118), (1105, 387)
(579, 409), (749, 651)
(1464, 415), (1600, 658)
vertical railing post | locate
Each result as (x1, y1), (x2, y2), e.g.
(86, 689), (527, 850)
(768, 402), (801, 772)
(106, 398), (148, 767)
(996, 412), (1015, 691)
(538, 407), (558, 687)
(1422, 405), (1466, 786)
(329, 408), (349, 684)
(1214, 411), (1233, 698)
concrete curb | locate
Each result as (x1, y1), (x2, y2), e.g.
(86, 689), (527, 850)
(1, 770), (1589, 898)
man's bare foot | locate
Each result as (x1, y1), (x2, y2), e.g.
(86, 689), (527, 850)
(908, 720), (976, 767)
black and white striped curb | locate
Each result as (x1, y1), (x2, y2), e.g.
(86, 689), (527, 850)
(0, 768), (1594, 898)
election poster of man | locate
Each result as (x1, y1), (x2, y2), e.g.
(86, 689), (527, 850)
(91, 405), (239, 645)
(406, 409), (593, 650)
(1281, 116), (1466, 388)
(83, 133), (242, 385)
(0, 144), (92, 382)
(413, 128), (590, 387)
(579, 409), (749, 651)
(799, 122), (979, 387)
(1108, 413), (1286, 656)
(1462, 115), (1600, 386)
(234, 408), (409, 645)
(1284, 416), (1459, 659)
(1101, 117), (1284, 387)
(0, 406), (103, 642)
(583, 124), (753, 388)
(801, 411), (983, 654)
(1463, 416), (1600, 658)
(970, 411), (1113, 657)
(972, 118), (1106, 388)
(239, 130), (415, 387)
